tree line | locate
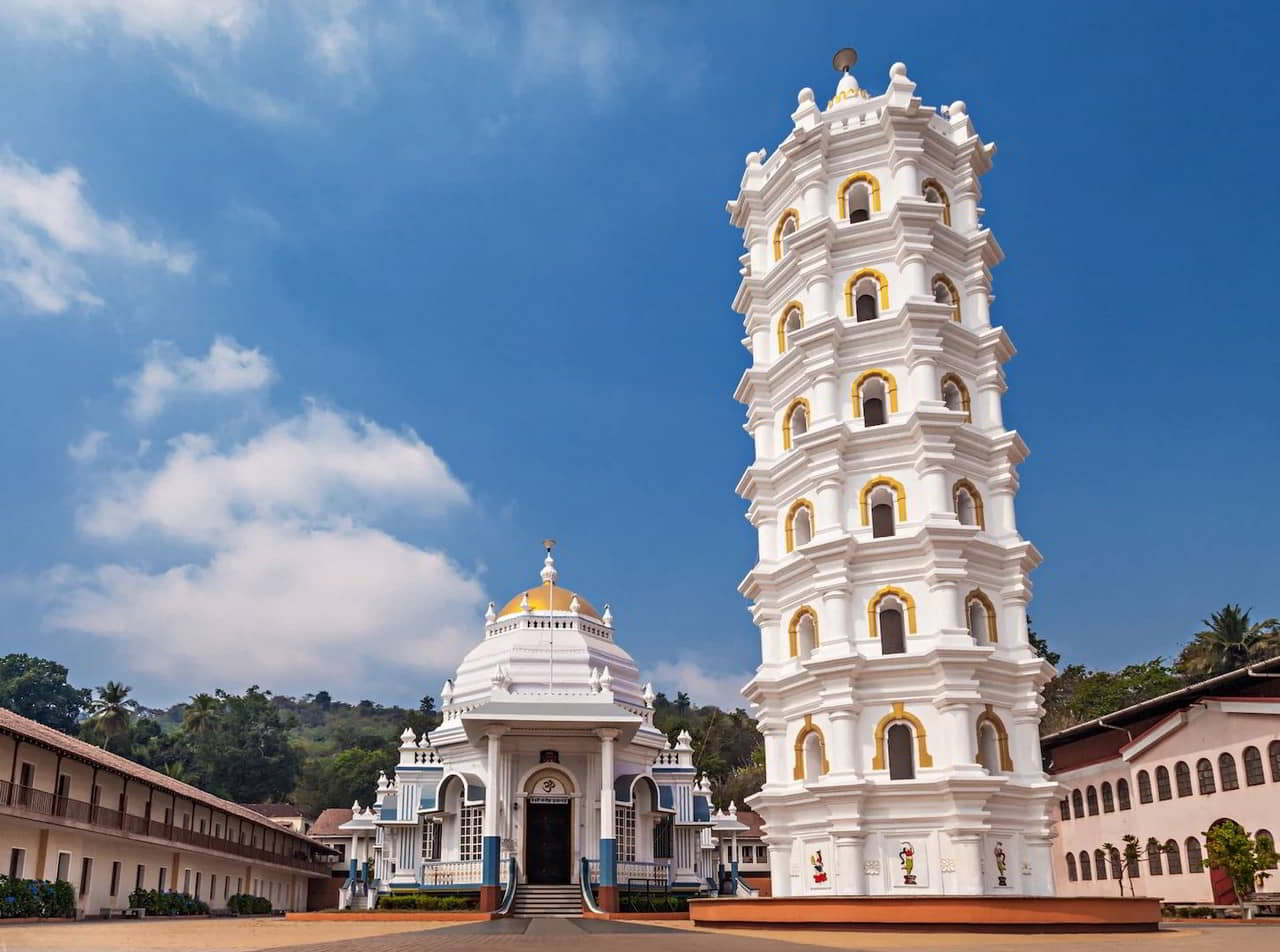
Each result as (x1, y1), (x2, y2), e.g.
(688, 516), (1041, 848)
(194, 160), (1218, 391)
(0, 602), (1274, 815)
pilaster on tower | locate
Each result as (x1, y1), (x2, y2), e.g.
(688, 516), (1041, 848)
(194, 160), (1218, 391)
(729, 50), (1058, 898)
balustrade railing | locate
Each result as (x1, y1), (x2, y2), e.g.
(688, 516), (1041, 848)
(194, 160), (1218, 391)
(584, 858), (671, 888)
(0, 779), (330, 874)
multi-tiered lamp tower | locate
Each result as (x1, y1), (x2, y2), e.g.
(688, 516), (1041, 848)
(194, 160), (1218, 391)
(731, 51), (1058, 897)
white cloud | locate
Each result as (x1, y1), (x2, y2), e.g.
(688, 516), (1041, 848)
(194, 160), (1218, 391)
(126, 336), (275, 420)
(171, 65), (300, 125)
(0, 0), (258, 48)
(67, 429), (109, 462)
(649, 658), (753, 712)
(44, 522), (483, 692)
(0, 149), (194, 314)
(84, 401), (468, 542)
(43, 340), (482, 694)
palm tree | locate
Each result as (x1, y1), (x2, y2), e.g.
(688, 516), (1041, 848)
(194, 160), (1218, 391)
(88, 681), (134, 752)
(1176, 605), (1280, 680)
(182, 693), (220, 735)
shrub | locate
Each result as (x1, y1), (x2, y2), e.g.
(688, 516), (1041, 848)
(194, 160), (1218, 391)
(227, 893), (272, 915)
(376, 892), (475, 911)
(0, 876), (75, 918)
(619, 893), (688, 913)
(127, 888), (210, 916)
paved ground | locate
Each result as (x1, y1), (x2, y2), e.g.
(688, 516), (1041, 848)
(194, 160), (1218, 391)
(2, 917), (1280, 952)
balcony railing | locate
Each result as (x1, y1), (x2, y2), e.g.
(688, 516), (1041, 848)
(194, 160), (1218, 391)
(0, 779), (330, 875)
(419, 858), (513, 886)
(584, 859), (671, 888)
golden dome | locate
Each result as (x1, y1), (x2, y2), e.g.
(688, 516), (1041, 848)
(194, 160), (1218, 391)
(498, 580), (600, 619)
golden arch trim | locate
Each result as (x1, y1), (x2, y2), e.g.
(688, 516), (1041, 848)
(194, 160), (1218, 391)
(793, 713), (831, 780)
(871, 702), (934, 770)
(975, 704), (1014, 772)
(788, 606), (820, 657)
(844, 267), (890, 315)
(858, 475), (908, 525)
(852, 368), (899, 417)
(776, 300), (805, 355)
(867, 585), (918, 637)
(773, 208), (799, 261)
(837, 171), (882, 219)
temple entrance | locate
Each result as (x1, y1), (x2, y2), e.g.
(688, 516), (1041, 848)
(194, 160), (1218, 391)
(525, 800), (571, 884)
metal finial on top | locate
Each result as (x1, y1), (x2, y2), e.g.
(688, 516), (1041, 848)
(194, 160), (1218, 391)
(832, 48), (857, 73)
(542, 538), (556, 553)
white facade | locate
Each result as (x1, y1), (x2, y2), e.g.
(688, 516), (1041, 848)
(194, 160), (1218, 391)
(359, 549), (713, 903)
(1048, 697), (1280, 904)
(729, 55), (1058, 897)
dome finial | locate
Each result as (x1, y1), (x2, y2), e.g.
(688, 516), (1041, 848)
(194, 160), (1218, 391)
(540, 538), (558, 584)
(832, 47), (857, 74)
(828, 46), (866, 109)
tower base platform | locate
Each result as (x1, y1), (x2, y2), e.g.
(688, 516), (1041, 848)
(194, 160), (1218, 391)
(688, 895), (1161, 932)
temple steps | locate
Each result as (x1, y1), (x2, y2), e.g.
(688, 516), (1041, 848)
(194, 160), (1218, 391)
(510, 884), (582, 917)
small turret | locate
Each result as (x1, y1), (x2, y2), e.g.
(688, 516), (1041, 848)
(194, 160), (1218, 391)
(642, 682), (656, 708)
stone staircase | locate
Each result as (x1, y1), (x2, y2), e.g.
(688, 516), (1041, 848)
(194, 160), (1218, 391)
(509, 883), (582, 918)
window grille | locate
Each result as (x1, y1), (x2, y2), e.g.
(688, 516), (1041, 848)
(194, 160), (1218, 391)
(615, 804), (637, 862)
(459, 807), (484, 862)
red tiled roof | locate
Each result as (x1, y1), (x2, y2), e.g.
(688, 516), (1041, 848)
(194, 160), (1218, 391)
(243, 802), (304, 818)
(0, 706), (318, 846)
(309, 807), (354, 837)
(736, 809), (765, 837)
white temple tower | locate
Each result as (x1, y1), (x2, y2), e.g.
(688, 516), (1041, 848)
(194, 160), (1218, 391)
(730, 51), (1058, 897)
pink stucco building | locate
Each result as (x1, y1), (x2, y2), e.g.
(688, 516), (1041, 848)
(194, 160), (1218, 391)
(1042, 657), (1280, 905)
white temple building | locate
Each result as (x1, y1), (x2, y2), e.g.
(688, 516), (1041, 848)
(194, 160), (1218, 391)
(728, 51), (1058, 897)
(346, 547), (714, 911)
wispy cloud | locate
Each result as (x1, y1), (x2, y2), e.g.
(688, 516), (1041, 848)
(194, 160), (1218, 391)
(0, 0), (258, 48)
(41, 338), (483, 696)
(124, 336), (275, 421)
(0, 149), (194, 314)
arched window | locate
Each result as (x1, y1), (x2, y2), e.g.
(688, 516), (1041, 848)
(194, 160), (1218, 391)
(931, 273), (961, 322)
(1094, 849), (1108, 880)
(1137, 770), (1153, 803)
(1255, 829), (1276, 869)
(1197, 758), (1216, 794)
(852, 369), (899, 425)
(1185, 837), (1204, 873)
(1164, 840), (1182, 875)
(784, 499), (814, 552)
(975, 707), (1012, 773)
(776, 302), (804, 355)
(838, 171), (881, 224)
(886, 723), (915, 780)
(871, 702), (933, 777)
(1065, 852), (1077, 882)
(1059, 799), (1070, 821)
(867, 586), (917, 655)
(1109, 847), (1123, 880)
(1147, 838), (1163, 875)
(1079, 850), (1092, 880)
(965, 590), (998, 644)
(1071, 788), (1084, 819)
(781, 397), (810, 451)
(1243, 746), (1265, 786)
(871, 498), (895, 538)
(1271, 740), (1280, 781)
(844, 268), (889, 322)
(1175, 761), (1192, 797)
(939, 373), (972, 421)
(773, 209), (799, 260)
(792, 716), (829, 782)
(1101, 781), (1115, 813)
(879, 606), (906, 655)
(788, 607), (819, 660)
(859, 476), (907, 535)
(1155, 765), (1172, 801)
(920, 177), (952, 226)
(1086, 786), (1099, 816)
(1218, 753), (1239, 791)
(953, 479), (985, 528)
(1117, 778), (1132, 810)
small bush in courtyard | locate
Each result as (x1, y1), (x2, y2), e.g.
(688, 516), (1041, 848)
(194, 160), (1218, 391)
(376, 892), (475, 911)
(227, 893), (272, 915)
(0, 876), (75, 918)
(127, 888), (210, 916)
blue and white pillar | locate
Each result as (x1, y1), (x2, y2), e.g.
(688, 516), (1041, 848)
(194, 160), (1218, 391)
(480, 728), (504, 910)
(597, 729), (619, 911)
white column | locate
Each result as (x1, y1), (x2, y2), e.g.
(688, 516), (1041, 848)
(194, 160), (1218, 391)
(819, 590), (850, 651)
(484, 730), (502, 839)
(950, 835), (984, 895)
(767, 839), (792, 897)
(828, 710), (856, 772)
(900, 253), (928, 298)
(815, 477), (841, 534)
(599, 729), (616, 840)
(921, 466), (950, 518)
(907, 358), (937, 407)
(834, 834), (866, 895)
(813, 372), (838, 423)
(806, 272), (832, 322)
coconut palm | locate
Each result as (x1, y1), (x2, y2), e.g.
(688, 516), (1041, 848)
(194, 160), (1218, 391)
(88, 681), (134, 751)
(182, 693), (221, 735)
(1176, 605), (1280, 680)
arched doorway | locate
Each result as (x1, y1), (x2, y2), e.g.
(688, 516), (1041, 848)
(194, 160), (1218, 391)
(524, 769), (574, 885)
(1207, 818), (1242, 905)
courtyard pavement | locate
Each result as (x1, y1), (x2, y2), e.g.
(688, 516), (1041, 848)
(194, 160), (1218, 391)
(1, 917), (1279, 952)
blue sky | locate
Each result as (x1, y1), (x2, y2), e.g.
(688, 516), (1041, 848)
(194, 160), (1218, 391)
(0, 1), (1276, 710)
